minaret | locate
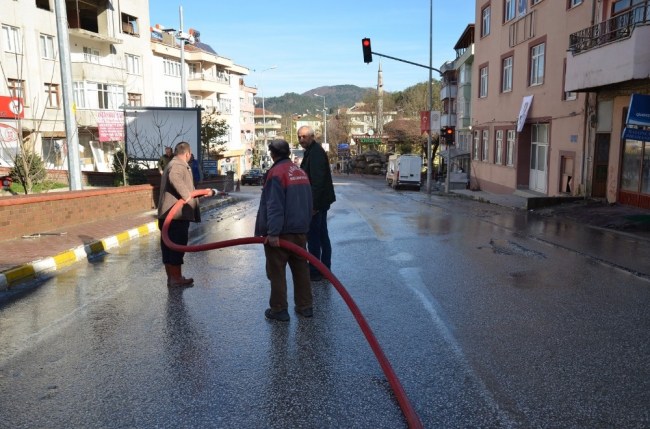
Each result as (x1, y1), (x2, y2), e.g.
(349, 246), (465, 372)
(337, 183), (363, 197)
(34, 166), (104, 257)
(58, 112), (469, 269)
(376, 60), (384, 135)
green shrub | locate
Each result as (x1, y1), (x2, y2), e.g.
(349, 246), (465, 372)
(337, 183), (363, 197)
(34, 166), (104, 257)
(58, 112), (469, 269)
(10, 151), (47, 194)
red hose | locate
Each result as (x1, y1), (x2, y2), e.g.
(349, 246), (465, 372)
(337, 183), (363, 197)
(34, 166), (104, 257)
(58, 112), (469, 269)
(162, 189), (423, 429)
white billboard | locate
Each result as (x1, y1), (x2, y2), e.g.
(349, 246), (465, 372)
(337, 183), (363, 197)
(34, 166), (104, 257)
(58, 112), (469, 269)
(124, 107), (201, 161)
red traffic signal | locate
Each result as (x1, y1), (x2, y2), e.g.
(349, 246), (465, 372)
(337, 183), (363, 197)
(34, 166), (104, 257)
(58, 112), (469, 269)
(441, 127), (455, 144)
(362, 38), (372, 63)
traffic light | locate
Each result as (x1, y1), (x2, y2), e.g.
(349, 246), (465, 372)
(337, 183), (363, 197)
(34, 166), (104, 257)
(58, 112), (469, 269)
(362, 38), (372, 63)
(442, 127), (455, 144)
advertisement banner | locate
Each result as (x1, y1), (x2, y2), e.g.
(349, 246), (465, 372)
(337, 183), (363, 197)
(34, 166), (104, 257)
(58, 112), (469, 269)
(97, 110), (124, 142)
(420, 111), (429, 134)
(517, 95), (533, 132)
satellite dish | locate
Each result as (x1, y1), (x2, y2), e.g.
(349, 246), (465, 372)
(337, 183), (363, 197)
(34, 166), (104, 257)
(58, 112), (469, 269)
(367, 129), (375, 136)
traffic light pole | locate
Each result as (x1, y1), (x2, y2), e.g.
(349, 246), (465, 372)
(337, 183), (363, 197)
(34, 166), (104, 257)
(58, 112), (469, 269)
(370, 51), (442, 76)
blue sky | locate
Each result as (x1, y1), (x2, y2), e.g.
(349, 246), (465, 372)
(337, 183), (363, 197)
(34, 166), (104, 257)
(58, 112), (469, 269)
(149, 1), (475, 98)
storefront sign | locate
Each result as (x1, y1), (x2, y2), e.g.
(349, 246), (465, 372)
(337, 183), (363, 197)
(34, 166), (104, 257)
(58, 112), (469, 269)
(622, 127), (650, 142)
(0, 96), (24, 119)
(626, 94), (650, 127)
(203, 160), (217, 175)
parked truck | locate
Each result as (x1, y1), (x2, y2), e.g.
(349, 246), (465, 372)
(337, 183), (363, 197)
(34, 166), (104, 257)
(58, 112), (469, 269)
(386, 154), (422, 190)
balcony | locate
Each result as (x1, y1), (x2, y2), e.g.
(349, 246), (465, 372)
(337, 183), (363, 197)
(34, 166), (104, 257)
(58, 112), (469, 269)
(439, 85), (457, 100)
(68, 28), (121, 45)
(566, 3), (650, 92)
(440, 113), (457, 128)
(187, 73), (231, 95)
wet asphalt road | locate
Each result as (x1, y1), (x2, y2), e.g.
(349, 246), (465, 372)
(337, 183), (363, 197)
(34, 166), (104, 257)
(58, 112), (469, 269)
(1, 176), (649, 428)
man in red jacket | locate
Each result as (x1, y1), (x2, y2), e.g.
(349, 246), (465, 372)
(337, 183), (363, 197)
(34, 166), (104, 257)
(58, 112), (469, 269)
(255, 139), (313, 321)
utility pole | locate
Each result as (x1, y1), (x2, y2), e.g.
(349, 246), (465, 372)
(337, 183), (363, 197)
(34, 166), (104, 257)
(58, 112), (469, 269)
(179, 6), (187, 108)
(426, 0), (433, 193)
(53, 0), (82, 190)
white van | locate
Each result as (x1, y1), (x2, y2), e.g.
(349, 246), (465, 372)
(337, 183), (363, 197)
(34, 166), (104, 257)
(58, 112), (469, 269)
(386, 154), (421, 190)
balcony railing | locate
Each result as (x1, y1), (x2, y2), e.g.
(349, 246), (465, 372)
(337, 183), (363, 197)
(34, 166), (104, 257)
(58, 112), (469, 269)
(569, 2), (649, 54)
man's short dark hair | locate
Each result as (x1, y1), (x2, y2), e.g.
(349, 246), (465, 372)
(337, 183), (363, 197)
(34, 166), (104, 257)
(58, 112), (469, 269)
(268, 139), (290, 157)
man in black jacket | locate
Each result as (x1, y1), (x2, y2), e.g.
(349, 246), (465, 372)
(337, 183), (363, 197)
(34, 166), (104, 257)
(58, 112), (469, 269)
(298, 125), (336, 281)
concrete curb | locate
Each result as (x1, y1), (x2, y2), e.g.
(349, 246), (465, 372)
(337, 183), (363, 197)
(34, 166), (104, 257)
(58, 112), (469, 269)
(0, 195), (236, 291)
(0, 222), (159, 291)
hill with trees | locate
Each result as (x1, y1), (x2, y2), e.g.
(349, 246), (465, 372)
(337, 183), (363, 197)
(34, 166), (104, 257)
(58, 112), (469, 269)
(263, 81), (442, 119)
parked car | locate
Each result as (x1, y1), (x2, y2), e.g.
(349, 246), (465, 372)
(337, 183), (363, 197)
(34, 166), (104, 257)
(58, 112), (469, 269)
(240, 169), (264, 185)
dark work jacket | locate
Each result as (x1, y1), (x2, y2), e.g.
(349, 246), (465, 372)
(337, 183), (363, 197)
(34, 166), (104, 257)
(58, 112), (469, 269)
(255, 158), (313, 237)
(300, 141), (335, 211)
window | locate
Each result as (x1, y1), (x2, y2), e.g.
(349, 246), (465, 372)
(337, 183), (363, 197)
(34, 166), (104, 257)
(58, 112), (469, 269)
(473, 132), (480, 160)
(569, 0), (583, 7)
(40, 34), (55, 59)
(44, 83), (60, 108)
(460, 64), (472, 85)
(532, 0), (543, 4)
(85, 82), (124, 109)
(482, 130), (489, 161)
(125, 53), (140, 75)
(502, 56), (513, 92)
(530, 42), (545, 86)
(479, 66), (488, 98)
(2, 24), (21, 54)
(504, 0), (516, 22)
(481, 5), (491, 37)
(165, 91), (183, 107)
(163, 58), (181, 77)
(36, 0), (51, 10)
(121, 13), (139, 36)
(73, 81), (85, 108)
(127, 93), (142, 107)
(495, 130), (503, 164)
(506, 130), (515, 166)
(83, 47), (99, 63)
(8, 78), (26, 101)
(612, 0), (644, 15)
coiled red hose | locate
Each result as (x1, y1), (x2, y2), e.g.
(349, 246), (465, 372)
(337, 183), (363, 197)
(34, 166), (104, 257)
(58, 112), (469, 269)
(162, 189), (423, 429)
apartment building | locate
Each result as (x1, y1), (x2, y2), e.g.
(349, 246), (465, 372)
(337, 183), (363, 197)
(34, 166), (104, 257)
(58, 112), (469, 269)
(1, 0), (253, 177)
(566, 0), (650, 209)
(1, 0), (152, 171)
(254, 107), (282, 169)
(149, 26), (251, 175)
(472, 0), (590, 197)
(452, 24), (475, 175)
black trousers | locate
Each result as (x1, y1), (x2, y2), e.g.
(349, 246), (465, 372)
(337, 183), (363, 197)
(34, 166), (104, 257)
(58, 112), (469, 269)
(159, 218), (189, 265)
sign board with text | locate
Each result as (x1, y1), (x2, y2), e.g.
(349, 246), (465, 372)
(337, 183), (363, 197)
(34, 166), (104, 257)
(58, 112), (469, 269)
(97, 111), (124, 142)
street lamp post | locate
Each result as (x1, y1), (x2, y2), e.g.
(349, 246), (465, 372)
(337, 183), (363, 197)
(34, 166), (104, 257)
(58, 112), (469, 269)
(314, 94), (327, 146)
(255, 66), (277, 167)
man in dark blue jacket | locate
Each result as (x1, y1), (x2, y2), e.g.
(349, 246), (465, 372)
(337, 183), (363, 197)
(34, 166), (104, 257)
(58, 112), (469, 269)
(255, 139), (313, 321)
(298, 125), (336, 281)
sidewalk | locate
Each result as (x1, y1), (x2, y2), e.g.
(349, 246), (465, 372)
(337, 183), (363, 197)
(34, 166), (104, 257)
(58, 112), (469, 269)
(0, 194), (236, 290)
(449, 188), (650, 240)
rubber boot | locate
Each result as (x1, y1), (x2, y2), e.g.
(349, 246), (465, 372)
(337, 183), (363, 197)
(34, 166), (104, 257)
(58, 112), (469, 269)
(167, 264), (194, 287)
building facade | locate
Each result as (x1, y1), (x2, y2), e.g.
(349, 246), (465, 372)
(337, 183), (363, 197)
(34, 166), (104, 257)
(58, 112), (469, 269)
(1, 0), (252, 178)
(1, 0), (153, 172)
(472, 0), (590, 197)
(566, 0), (650, 208)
